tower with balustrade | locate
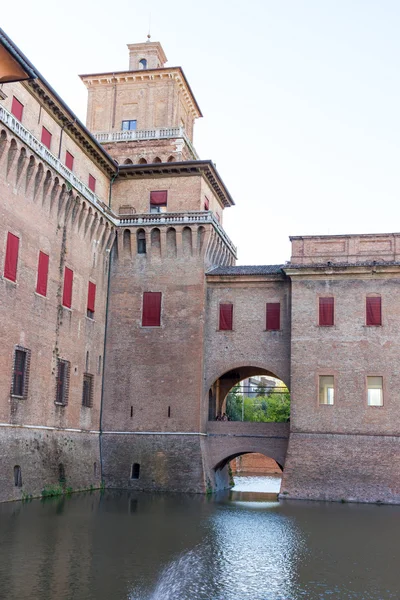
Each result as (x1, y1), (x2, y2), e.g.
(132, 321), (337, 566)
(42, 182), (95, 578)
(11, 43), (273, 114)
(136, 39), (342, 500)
(85, 39), (238, 492)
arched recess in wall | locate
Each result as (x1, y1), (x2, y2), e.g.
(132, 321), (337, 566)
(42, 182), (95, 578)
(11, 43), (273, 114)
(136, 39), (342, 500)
(151, 227), (161, 256)
(166, 227), (177, 257)
(49, 176), (60, 214)
(0, 129), (7, 161)
(123, 229), (131, 257)
(25, 155), (36, 192)
(7, 138), (18, 178)
(42, 170), (52, 206)
(84, 207), (93, 236)
(197, 226), (206, 255)
(71, 196), (81, 226)
(167, 155), (175, 162)
(57, 184), (67, 219)
(33, 162), (44, 200)
(78, 201), (87, 232)
(123, 158), (133, 164)
(153, 157), (162, 163)
(182, 226), (193, 256)
(137, 229), (146, 254)
(139, 58), (147, 70)
(138, 157), (147, 164)
(15, 146), (27, 186)
(89, 211), (98, 240)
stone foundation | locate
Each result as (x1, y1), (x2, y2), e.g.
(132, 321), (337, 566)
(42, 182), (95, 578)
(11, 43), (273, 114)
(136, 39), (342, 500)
(0, 427), (101, 502)
(281, 432), (400, 504)
(101, 433), (207, 493)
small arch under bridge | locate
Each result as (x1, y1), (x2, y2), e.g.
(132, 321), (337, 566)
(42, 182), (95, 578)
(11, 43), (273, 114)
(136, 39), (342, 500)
(205, 421), (290, 491)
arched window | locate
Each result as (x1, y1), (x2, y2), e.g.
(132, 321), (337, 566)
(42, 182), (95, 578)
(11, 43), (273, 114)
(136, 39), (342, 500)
(167, 156), (175, 162)
(123, 158), (133, 165)
(138, 158), (147, 164)
(139, 59), (147, 70)
(137, 229), (146, 254)
(153, 157), (162, 163)
(58, 463), (66, 484)
(14, 465), (22, 487)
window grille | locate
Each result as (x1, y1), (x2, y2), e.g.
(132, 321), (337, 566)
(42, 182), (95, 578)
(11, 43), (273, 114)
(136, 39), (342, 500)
(55, 359), (70, 406)
(82, 373), (94, 408)
(11, 346), (31, 399)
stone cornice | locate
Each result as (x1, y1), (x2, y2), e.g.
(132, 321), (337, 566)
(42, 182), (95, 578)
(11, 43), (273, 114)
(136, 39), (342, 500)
(206, 273), (286, 284)
(79, 66), (202, 119)
(284, 262), (400, 278)
(117, 160), (235, 208)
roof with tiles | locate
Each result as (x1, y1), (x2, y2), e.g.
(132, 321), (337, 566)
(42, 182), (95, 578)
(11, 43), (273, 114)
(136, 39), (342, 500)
(207, 265), (284, 276)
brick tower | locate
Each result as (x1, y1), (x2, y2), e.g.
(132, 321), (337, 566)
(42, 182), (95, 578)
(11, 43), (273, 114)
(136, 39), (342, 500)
(85, 38), (237, 492)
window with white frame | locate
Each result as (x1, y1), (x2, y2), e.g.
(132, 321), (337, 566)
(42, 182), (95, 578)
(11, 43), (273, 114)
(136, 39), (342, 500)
(319, 375), (334, 405)
(367, 376), (383, 406)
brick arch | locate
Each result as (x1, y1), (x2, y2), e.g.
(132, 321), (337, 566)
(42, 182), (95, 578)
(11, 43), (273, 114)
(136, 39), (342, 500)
(211, 439), (288, 472)
(205, 362), (289, 394)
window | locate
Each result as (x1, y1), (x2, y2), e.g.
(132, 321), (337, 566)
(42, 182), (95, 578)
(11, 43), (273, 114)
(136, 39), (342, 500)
(122, 120), (137, 131)
(11, 96), (24, 121)
(88, 174), (96, 192)
(139, 58), (147, 69)
(65, 151), (74, 171)
(62, 267), (73, 308)
(137, 230), (146, 254)
(11, 346), (30, 398)
(367, 376), (383, 406)
(366, 296), (381, 326)
(131, 463), (140, 479)
(82, 373), (94, 408)
(319, 297), (334, 326)
(4, 232), (19, 282)
(150, 190), (167, 213)
(36, 251), (49, 297)
(266, 303), (280, 331)
(142, 292), (162, 326)
(55, 359), (70, 406)
(14, 466), (22, 488)
(204, 197), (209, 211)
(319, 376), (334, 405)
(87, 281), (96, 319)
(219, 303), (233, 331)
(41, 126), (52, 150)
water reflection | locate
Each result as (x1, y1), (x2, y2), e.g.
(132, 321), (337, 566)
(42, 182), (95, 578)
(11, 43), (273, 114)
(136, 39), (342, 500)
(0, 491), (400, 599)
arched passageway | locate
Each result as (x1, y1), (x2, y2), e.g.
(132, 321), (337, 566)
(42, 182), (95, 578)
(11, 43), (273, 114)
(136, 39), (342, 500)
(208, 366), (290, 423)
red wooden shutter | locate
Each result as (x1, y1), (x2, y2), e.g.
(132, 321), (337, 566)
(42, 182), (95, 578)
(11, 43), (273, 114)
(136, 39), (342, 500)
(65, 151), (74, 171)
(219, 304), (233, 330)
(41, 127), (52, 150)
(88, 174), (96, 192)
(319, 297), (334, 326)
(150, 190), (168, 205)
(266, 303), (280, 330)
(4, 232), (19, 282)
(366, 297), (381, 326)
(62, 267), (73, 308)
(204, 197), (210, 211)
(87, 282), (96, 313)
(142, 292), (162, 326)
(36, 251), (49, 296)
(11, 96), (24, 121)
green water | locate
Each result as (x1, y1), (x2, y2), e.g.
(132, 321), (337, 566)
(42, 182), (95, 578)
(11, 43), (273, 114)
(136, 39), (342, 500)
(0, 488), (398, 600)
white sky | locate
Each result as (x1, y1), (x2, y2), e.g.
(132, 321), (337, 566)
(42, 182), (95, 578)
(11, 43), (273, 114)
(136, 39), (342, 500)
(3, 1), (400, 265)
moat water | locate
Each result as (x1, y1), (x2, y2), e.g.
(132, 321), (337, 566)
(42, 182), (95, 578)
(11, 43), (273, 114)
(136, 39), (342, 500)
(0, 477), (399, 600)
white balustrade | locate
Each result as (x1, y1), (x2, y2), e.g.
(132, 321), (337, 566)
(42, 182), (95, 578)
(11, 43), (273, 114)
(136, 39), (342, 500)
(0, 105), (114, 222)
(92, 127), (199, 159)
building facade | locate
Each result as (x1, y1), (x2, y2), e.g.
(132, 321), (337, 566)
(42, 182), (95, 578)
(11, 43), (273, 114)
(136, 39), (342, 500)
(1, 29), (400, 504)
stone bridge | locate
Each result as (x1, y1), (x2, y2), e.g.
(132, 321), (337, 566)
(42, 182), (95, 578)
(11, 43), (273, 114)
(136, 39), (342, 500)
(204, 421), (290, 490)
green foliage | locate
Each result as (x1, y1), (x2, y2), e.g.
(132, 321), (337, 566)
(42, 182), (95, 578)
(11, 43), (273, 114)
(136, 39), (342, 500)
(41, 485), (64, 498)
(21, 491), (33, 502)
(226, 390), (290, 423)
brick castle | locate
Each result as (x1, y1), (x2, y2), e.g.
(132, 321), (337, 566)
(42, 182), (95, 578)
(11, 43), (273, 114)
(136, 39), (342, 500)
(1, 28), (400, 504)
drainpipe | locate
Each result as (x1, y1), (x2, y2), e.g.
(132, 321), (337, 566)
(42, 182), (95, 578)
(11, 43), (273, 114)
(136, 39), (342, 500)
(108, 167), (118, 207)
(99, 233), (114, 486)
(58, 118), (76, 159)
